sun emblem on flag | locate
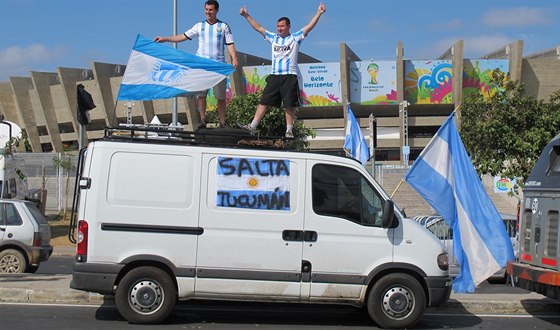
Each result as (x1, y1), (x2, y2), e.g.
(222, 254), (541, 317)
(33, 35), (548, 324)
(247, 177), (259, 188)
(150, 60), (189, 84)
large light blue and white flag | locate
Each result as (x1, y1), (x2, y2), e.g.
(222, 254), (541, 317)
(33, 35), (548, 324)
(404, 112), (514, 293)
(117, 34), (235, 101)
(216, 157), (291, 211)
(343, 105), (369, 166)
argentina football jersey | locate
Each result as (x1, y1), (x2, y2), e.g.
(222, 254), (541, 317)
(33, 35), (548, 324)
(184, 20), (234, 63)
(265, 29), (305, 75)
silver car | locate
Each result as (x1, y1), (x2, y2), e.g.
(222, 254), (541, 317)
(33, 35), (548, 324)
(0, 200), (53, 273)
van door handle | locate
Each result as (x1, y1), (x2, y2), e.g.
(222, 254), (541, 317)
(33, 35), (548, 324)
(282, 230), (303, 241)
(304, 231), (318, 242)
(282, 230), (318, 242)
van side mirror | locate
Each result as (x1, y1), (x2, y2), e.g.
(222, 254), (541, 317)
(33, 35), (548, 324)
(382, 200), (396, 229)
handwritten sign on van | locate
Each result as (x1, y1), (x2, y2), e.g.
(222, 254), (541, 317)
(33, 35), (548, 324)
(216, 157), (290, 210)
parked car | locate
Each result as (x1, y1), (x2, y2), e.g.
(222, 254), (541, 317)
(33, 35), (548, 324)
(413, 213), (518, 283)
(0, 199), (53, 273)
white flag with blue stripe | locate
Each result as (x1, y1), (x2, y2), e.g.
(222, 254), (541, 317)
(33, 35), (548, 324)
(343, 106), (369, 166)
(117, 34), (235, 101)
(404, 112), (514, 293)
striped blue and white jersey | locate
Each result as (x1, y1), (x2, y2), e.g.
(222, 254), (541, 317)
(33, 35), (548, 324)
(264, 29), (305, 75)
(184, 20), (234, 63)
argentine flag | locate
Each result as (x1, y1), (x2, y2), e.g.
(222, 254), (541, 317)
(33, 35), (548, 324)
(117, 34), (235, 101)
(404, 112), (514, 293)
(343, 105), (369, 166)
(216, 157), (291, 211)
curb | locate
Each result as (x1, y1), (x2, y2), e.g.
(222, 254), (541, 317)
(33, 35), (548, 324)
(0, 287), (106, 305)
(427, 298), (560, 315)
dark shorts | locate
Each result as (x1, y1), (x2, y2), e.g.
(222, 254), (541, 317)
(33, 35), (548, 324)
(260, 74), (300, 108)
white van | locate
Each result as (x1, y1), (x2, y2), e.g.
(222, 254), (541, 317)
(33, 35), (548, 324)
(70, 128), (451, 329)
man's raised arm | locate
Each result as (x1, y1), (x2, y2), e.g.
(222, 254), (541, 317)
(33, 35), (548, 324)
(303, 2), (326, 36)
(240, 5), (266, 37)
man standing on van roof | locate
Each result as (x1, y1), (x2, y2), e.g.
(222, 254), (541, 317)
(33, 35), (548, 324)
(155, 0), (239, 130)
(239, 3), (326, 138)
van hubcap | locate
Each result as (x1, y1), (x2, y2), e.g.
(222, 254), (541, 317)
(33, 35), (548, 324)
(382, 286), (414, 318)
(129, 280), (163, 314)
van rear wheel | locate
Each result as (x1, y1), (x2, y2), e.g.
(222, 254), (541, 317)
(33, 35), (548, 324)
(367, 273), (425, 329)
(115, 266), (177, 324)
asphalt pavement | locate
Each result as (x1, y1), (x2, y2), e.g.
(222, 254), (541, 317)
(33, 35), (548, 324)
(0, 245), (558, 315)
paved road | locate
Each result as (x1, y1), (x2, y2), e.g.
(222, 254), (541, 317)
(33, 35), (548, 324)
(1, 302), (558, 329)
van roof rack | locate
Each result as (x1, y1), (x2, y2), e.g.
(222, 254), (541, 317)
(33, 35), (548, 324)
(103, 124), (295, 150)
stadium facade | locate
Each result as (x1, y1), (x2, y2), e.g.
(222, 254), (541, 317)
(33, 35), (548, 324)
(0, 40), (558, 164)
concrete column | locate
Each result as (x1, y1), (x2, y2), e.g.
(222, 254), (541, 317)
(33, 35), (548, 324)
(9, 77), (42, 152)
(339, 42), (361, 124)
(30, 72), (63, 152)
(0, 83), (22, 124)
(58, 67), (89, 135)
(185, 96), (198, 132)
(92, 62), (126, 127)
(508, 40), (524, 82)
(452, 40), (464, 124)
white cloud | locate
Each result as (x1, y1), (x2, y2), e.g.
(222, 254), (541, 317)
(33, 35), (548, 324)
(436, 18), (464, 30)
(0, 44), (67, 80)
(463, 35), (513, 55)
(428, 35), (513, 58)
(482, 7), (553, 27)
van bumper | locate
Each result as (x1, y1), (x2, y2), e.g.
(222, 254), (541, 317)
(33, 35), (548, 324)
(71, 262), (124, 295)
(424, 275), (453, 306)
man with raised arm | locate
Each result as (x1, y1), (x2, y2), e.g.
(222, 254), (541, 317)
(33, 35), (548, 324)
(239, 3), (326, 138)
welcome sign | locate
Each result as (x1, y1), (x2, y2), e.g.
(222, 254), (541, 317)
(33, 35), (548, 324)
(216, 157), (290, 210)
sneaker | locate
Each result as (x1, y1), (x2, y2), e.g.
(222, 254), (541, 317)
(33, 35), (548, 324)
(238, 124), (255, 135)
(285, 131), (294, 138)
(197, 120), (207, 129)
(218, 123), (229, 129)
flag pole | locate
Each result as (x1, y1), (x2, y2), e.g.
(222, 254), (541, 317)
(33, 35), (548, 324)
(171, 0), (178, 126)
(391, 178), (405, 198)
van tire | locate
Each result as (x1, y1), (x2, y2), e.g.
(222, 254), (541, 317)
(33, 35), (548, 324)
(366, 273), (425, 329)
(0, 249), (26, 274)
(115, 266), (177, 324)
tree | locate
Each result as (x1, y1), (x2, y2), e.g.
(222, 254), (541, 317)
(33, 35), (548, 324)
(461, 69), (560, 195)
(52, 153), (76, 221)
(206, 92), (316, 151)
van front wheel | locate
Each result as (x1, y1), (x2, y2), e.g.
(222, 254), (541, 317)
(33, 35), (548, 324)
(115, 266), (177, 324)
(367, 273), (425, 329)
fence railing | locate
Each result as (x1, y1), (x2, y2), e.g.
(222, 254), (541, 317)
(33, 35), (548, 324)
(17, 152), (78, 212)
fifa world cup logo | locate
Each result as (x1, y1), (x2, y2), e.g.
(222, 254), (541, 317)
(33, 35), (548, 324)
(367, 63), (379, 84)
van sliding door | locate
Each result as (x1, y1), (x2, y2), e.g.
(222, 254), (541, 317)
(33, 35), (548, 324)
(196, 154), (305, 300)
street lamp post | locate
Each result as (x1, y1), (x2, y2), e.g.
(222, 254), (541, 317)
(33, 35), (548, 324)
(400, 100), (410, 166)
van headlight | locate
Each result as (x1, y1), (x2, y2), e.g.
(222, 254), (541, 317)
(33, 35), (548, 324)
(437, 253), (449, 271)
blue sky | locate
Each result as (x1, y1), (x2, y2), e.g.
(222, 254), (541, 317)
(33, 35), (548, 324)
(1, 0), (558, 81)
